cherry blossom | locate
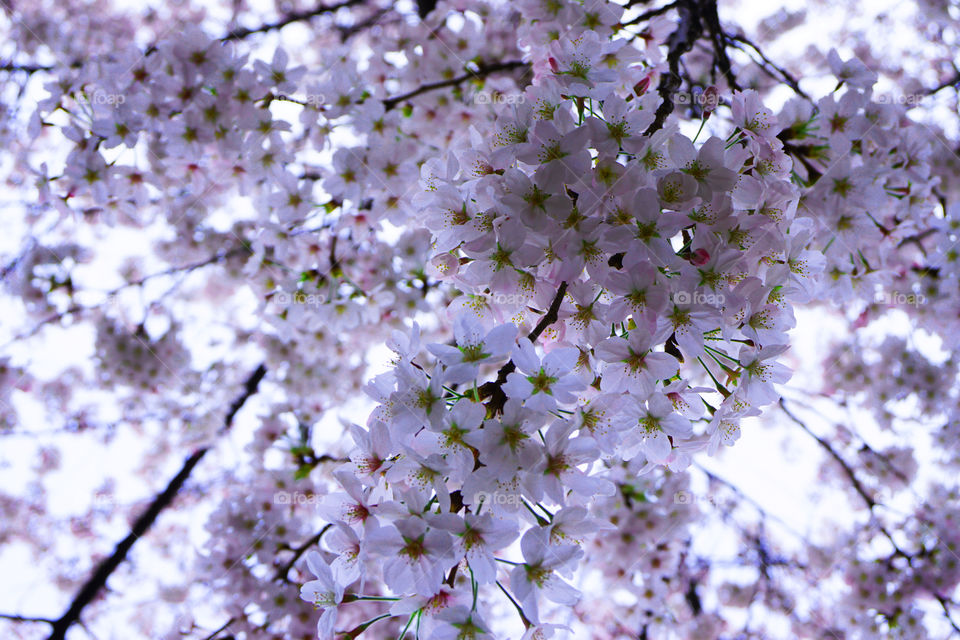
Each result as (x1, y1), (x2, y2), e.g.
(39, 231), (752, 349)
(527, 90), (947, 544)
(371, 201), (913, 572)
(3, 1), (960, 639)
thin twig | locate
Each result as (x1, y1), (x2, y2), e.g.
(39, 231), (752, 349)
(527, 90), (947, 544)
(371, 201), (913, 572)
(926, 71), (960, 96)
(934, 594), (960, 635)
(200, 616), (236, 640)
(779, 398), (875, 508)
(383, 60), (527, 110)
(478, 282), (569, 413)
(0, 612), (55, 624)
(222, 0), (364, 41)
(779, 398), (910, 559)
(729, 33), (811, 101)
(275, 525), (332, 581)
(621, 1), (678, 27)
(0, 62), (54, 73)
(5, 244), (253, 348)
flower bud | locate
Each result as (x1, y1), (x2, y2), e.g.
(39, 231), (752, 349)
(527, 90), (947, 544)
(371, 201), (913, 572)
(701, 85), (720, 116)
(633, 71), (653, 97)
(633, 75), (651, 96)
(690, 248), (711, 266)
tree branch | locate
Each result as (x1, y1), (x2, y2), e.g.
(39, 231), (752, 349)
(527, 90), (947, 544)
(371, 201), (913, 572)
(478, 281), (569, 412)
(200, 616), (237, 640)
(621, 1), (678, 27)
(0, 612), (55, 624)
(417, 0), (438, 20)
(45, 364), (267, 640)
(779, 398), (910, 559)
(643, 0), (703, 136)
(222, 364), (268, 432)
(700, 1), (740, 91)
(729, 33), (811, 101)
(4, 2), (371, 75)
(275, 525), (332, 581)
(7, 243), (253, 347)
(935, 594), (960, 635)
(338, 7), (393, 41)
(221, 0), (365, 41)
(926, 72), (960, 96)
(779, 398), (876, 508)
(383, 60), (527, 110)
(0, 62), (54, 74)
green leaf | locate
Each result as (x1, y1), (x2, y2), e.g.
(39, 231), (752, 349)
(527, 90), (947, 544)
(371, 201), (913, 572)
(294, 465), (312, 480)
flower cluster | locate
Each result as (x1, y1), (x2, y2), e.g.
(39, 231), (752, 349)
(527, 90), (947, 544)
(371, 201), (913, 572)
(94, 317), (191, 392)
(294, 6), (826, 634)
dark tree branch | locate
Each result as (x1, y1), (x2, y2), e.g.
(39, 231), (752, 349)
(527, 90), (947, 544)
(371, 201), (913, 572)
(927, 72), (960, 96)
(383, 60), (527, 110)
(338, 7), (393, 41)
(622, 1), (678, 27)
(729, 33), (811, 101)
(643, 0), (703, 136)
(0, 612), (55, 624)
(222, 364), (268, 432)
(693, 462), (805, 538)
(0, 62), (54, 73)
(935, 594), (960, 635)
(493, 280), (569, 383)
(45, 364), (267, 640)
(779, 398), (912, 560)
(221, 0), (365, 41)
(478, 281), (569, 413)
(525, 282), (570, 344)
(275, 525), (332, 581)
(700, 1), (740, 91)
(417, 0), (438, 20)
(46, 450), (208, 639)
(200, 616), (237, 640)
(5, 2), (371, 75)
(779, 398), (876, 508)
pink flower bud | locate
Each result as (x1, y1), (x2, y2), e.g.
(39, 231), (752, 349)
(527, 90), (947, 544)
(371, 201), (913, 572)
(690, 248), (710, 266)
(701, 86), (720, 115)
(634, 75), (651, 96)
